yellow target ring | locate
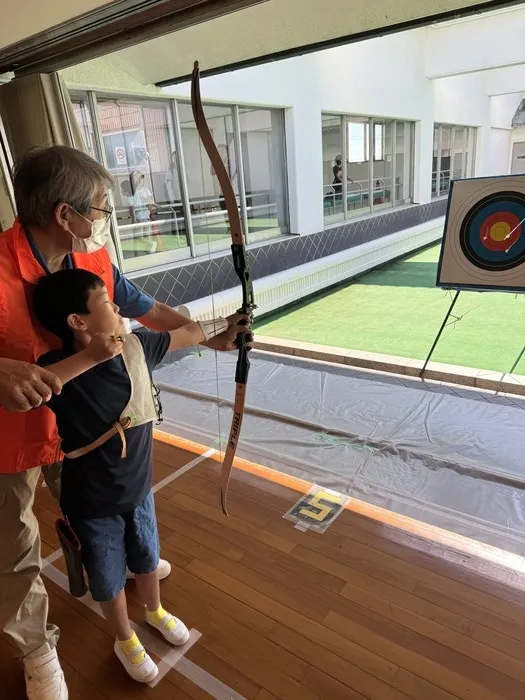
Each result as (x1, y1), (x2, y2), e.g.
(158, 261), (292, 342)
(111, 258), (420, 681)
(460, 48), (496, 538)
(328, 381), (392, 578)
(489, 221), (511, 242)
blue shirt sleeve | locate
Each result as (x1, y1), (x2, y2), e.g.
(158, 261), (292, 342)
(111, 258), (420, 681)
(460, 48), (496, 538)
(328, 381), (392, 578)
(134, 329), (171, 372)
(112, 265), (154, 319)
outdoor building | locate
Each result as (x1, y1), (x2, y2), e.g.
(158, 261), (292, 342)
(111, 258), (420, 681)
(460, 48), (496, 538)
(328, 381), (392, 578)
(56, 7), (525, 321)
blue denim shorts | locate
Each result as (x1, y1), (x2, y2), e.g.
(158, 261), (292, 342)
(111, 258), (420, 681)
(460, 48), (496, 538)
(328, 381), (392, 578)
(68, 491), (160, 602)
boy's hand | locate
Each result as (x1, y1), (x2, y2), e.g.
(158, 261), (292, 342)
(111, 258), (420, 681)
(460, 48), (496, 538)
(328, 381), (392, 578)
(85, 333), (125, 364)
(205, 313), (253, 352)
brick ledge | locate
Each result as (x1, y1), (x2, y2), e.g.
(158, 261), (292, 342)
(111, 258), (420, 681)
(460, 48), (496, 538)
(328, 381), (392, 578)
(254, 336), (525, 398)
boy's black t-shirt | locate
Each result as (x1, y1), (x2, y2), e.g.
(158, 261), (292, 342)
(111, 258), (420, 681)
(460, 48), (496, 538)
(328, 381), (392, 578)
(38, 329), (170, 519)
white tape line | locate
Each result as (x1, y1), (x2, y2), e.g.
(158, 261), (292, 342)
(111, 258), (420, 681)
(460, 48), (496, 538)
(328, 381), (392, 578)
(176, 657), (248, 700)
(43, 549), (64, 566)
(146, 629), (202, 688)
(43, 563), (246, 699)
(42, 448), (215, 567)
(152, 448), (216, 493)
(43, 564), (101, 616)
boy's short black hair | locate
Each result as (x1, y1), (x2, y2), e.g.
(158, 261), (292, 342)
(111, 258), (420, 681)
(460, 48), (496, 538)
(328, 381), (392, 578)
(33, 269), (105, 345)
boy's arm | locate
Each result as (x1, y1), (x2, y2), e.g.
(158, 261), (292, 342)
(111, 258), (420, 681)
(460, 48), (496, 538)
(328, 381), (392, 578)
(167, 318), (229, 352)
(39, 334), (124, 385)
(138, 317), (252, 372)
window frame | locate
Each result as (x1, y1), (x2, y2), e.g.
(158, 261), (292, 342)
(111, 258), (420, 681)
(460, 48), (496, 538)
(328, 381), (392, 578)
(432, 123), (477, 198)
(322, 113), (415, 225)
(69, 88), (289, 274)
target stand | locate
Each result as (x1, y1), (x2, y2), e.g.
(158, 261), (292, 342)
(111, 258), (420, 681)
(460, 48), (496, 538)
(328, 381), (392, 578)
(421, 175), (525, 376)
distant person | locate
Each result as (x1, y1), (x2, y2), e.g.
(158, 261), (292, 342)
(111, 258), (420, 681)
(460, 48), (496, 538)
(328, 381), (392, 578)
(126, 171), (159, 254)
(127, 170), (157, 225)
(332, 154), (353, 198)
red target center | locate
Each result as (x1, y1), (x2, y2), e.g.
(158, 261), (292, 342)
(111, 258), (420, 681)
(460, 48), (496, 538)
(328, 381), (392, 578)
(480, 211), (521, 251)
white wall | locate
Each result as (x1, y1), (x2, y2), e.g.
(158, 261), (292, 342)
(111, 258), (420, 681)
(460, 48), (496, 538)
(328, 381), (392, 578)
(433, 73), (491, 175)
(425, 7), (525, 79)
(164, 55), (323, 235)
(65, 16), (525, 236)
(486, 66), (525, 97)
(165, 30), (438, 232)
(490, 129), (512, 175)
(163, 27), (508, 233)
(489, 94), (522, 176)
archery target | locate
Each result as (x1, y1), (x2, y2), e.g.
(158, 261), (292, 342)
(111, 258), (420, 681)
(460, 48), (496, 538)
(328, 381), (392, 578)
(438, 175), (525, 291)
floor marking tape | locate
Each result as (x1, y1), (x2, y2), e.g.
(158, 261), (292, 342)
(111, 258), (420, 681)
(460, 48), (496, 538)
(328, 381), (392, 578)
(42, 449), (214, 566)
(176, 657), (248, 700)
(42, 564), (245, 698)
(152, 448), (215, 494)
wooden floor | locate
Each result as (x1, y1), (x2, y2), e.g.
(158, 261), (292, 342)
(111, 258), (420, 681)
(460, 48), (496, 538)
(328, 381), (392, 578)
(3, 439), (525, 699)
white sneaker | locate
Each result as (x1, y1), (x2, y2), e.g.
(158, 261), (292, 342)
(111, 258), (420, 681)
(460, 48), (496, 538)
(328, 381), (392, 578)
(24, 647), (68, 700)
(145, 609), (190, 646)
(114, 638), (158, 684)
(126, 559), (171, 581)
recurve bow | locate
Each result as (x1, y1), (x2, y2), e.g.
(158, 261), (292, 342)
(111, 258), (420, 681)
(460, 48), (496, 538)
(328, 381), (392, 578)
(191, 61), (255, 515)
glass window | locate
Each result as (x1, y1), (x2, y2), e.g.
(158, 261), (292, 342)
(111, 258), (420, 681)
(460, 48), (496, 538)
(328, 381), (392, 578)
(346, 117), (371, 217)
(323, 114), (414, 225)
(177, 101), (239, 255)
(71, 98), (96, 158)
(432, 124), (477, 197)
(322, 115), (344, 224)
(348, 121), (368, 163)
(452, 126), (465, 181)
(95, 97), (191, 266)
(431, 124), (440, 197)
(373, 123), (384, 161)
(70, 91), (289, 270)
(372, 119), (393, 210)
(395, 121), (414, 205)
(440, 125), (452, 196)
(238, 107), (288, 242)
(466, 127), (477, 178)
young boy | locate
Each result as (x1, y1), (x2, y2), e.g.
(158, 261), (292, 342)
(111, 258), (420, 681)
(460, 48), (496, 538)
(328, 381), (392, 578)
(32, 268), (243, 684)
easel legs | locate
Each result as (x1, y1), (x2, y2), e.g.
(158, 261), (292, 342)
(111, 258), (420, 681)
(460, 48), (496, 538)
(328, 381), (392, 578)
(419, 290), (460, 378)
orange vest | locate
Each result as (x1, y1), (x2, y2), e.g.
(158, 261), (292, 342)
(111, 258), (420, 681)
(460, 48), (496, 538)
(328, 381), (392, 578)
(0, 219), (115, 474)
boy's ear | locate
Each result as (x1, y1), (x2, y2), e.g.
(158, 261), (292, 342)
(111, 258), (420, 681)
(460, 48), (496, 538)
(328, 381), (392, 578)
(67, 313), (87, 332)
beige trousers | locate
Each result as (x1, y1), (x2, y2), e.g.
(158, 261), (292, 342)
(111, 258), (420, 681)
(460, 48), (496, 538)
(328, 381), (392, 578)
(0, 463), (61, 659)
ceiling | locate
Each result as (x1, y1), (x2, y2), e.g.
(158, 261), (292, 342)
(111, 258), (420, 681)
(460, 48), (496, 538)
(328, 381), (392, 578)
(0, 0), (523, 82)
(0, 0), (113, 49)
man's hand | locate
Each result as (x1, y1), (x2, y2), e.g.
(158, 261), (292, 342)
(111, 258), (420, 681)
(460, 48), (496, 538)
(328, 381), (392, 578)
(0, 358), (62, 412)
(204, 313), (253, 352)
(85, 333), (125, 365)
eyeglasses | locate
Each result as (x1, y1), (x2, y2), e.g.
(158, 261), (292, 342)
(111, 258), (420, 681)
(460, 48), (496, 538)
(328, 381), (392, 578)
(91, 205), (113, 222)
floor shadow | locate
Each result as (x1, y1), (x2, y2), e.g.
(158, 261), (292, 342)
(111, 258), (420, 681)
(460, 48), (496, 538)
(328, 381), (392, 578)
(509, 345), (525, 375)
(358, 261), (439, 289)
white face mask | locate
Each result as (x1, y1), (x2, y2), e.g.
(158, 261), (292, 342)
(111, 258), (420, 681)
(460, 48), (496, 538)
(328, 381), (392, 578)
(70, 209), (111, 254)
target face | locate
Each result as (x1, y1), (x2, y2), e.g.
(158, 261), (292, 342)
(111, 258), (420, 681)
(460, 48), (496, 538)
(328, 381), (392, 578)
(438, 176), (525, 292)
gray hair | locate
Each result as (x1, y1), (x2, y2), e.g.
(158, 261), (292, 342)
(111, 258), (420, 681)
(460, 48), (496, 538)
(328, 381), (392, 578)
(13, 145), (113, 228)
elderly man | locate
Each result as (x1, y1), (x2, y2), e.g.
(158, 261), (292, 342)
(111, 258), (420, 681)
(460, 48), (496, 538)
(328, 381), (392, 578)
(0, 146), (245, 700)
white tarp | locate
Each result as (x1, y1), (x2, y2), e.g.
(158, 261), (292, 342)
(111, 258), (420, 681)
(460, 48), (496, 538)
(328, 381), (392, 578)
(154, 349), (525, 554)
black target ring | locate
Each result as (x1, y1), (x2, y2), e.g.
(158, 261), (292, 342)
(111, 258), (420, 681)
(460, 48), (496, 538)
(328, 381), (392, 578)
(459, 191), (525, 272)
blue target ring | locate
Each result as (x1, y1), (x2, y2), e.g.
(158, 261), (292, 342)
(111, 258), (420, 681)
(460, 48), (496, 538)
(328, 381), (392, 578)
(459, 192), (525, 271)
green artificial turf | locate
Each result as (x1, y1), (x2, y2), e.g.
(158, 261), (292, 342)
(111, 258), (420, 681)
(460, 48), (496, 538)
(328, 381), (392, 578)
(255, 245), (525, 375)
